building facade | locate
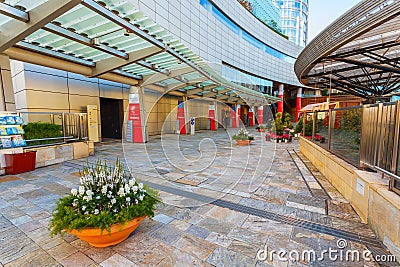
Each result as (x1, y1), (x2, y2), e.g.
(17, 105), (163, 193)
(278, 0), (309, 46)
(6, 0), (304, 140)
(245, 0), (282, 32)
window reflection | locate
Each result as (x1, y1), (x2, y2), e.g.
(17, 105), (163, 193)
(200, 0), (296, 64)
(222, 64), (273, 95)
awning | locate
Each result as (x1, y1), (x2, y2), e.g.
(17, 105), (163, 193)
(0, 0), (279, 106)
(300, 102), (339, 112)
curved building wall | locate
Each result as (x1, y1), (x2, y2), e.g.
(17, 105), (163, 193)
(135, 0), (303, 87)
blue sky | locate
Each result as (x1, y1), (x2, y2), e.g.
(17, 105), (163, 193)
(308, 0), (362, 42)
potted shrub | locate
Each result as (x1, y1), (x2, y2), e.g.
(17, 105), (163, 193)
(49, 159), (160, 247)
(255, 124), (267, 132)
(232, 128), (254, 146)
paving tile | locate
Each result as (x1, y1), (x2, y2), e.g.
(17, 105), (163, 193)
(205, 232), (234, 248)
(3, 249), (58, 267)
(83, 247), (115, 264)
(47, 242), (78, 261)
(147, 224), (183, 245)
(228, 239), (259, 259)
(114, 234), (172, 266)
(174, 233), (217, 260)
(158, 248), (213, 267)
(99, 254), (139, 267)
(206, 246), (257, 267)
(227, 227), (269, 247)
(169, 219), (191, 231)
(186, 224), (211, 239)
(59, 252), (94, 267)
(153, 213), (174, 224)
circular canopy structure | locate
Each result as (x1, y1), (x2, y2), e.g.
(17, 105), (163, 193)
(295, 0), (400, 102)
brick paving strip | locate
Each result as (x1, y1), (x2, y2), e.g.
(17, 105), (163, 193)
(0, 130), (396, 266)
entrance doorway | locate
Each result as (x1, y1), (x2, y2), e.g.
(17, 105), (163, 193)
(100, 97), (123, 139)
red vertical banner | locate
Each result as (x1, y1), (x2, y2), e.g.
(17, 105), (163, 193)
(278, 85), (284, 113)
(128, 103), (143, 143)
(231, 107), (237, 128)
(177, 101), (186, 134)
(296, 88), (302, 122)
(209, 105), (216, 131)
(257, 106), (264, 125)
(296, 96), (302, 122)
(237, 106), (241, 125)
(248, 111), (254, 126)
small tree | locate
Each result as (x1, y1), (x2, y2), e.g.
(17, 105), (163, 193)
(274, 112), (284, 135)
(283, 112), (293, 129)
(295, 116), (304, 134)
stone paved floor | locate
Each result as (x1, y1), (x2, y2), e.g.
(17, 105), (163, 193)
(0, 129), (396, 267)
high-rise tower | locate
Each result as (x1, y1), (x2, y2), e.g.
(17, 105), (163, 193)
(277, 0), (309, 46)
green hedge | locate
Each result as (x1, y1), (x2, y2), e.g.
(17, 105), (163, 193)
(23, 122), (63, 146)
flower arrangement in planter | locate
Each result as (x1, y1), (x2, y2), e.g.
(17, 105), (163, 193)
(232, 128), (254, 146)
(255, 124), (267, 132)
(49, 159), (160, 247)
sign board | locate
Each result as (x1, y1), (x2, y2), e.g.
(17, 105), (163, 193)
(87, 105), (99, 142)
(190, 117), (195, 135)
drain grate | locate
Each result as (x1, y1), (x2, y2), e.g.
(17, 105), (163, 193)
(63, 160), (391, 259)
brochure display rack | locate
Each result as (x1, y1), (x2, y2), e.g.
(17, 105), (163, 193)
(0, 112), (36, 175)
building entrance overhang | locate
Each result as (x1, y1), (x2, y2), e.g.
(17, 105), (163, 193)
(295, 0), (400, 101)
(0, 0), (279, 106)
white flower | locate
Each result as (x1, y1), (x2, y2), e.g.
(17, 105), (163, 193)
(138, 183), (143, 190)
(126, 197), (131, 202)
(82, 206), (86, 211)
(84, 211), (89, 215)
(135, 199), (138, 204)
(139, 195), (144, 201)
(111, 198), (116, 205)
(96, 195), (101, 200)
(86, 190), (92, 196)
(78, 186), (85, 195)
(94, 209), (99, 215)
(101, 185), (107, 194)
(71, 189), (78, 196)
(132, 186), (138, 192)
(128, 179), (135, 187)
(117, 187), (125, 197)
(124, 184), (130, 194)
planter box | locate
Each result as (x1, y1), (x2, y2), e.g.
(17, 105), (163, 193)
(5, 151), (36, 174)
(73, 142), (90, 159)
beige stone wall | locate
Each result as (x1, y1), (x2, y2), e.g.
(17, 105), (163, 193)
(300, 137), (400, 259)
(11, 61), (130, 141)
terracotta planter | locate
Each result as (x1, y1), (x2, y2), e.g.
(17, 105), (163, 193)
(67, 216), (146, 247)
(236, 139), (252, 146)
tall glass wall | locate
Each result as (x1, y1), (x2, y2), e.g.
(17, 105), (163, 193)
(247, 0), (282, 32)
(200, 0), (296, 64)
(222, 64), (273, 95)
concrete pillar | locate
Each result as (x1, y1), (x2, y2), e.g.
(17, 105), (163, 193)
(0, 54), (16, 111)
(208, 103), (216, 131)
(237, 104), (241, 126)
(257, 106), (264, 125)
(231, 106), (237, 128)
(249, 107), (255, 126)
(127, 86), (147, 143)
(177, 98), (186, 134)
(278, 84), (284, 113)
(296, 88), (303, 122)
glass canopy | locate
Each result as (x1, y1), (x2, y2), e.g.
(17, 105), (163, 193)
(0, 0), (280, 106)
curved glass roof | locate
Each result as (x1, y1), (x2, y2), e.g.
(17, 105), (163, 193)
(0, 0), (279, 106)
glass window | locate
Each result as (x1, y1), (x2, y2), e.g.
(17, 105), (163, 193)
(200, 0), (296, 63)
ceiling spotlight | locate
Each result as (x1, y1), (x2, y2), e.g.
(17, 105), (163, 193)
(124, 30), (130, 36)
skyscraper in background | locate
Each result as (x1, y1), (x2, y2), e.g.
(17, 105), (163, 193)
(277, 0), (309, 46)
(239, 0), (282, 33)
